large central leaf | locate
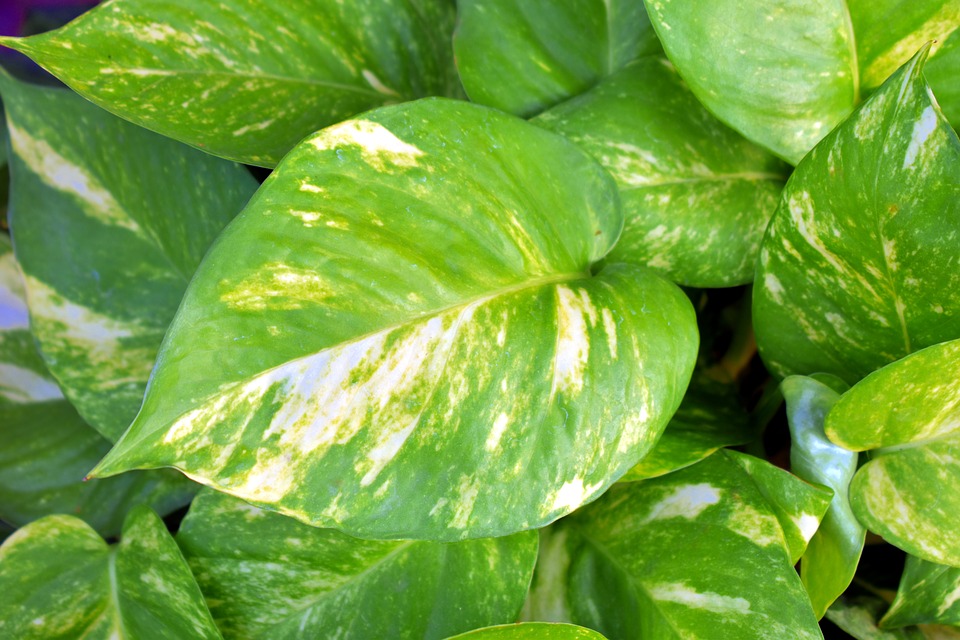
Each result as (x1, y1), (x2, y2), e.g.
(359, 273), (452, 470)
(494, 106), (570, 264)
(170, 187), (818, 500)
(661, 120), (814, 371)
(92, 99), (699, 541)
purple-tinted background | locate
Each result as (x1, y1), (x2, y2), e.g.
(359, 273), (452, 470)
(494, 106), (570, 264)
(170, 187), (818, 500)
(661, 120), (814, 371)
(0, 0), (98, 36)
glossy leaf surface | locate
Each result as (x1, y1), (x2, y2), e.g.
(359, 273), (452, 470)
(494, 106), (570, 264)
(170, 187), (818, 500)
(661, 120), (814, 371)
(535, 58), (787, 287)
(619, 372), (752, 481)
(826, 338), (960, 566)
(543, 451), (828, 639)
(646, 0), (857, 164)
(0, 507), (221, 639)
(783, 375), (864, 619)
(884, 555), (960, 628)
(2, 72), (256, 440)
(0, 235), (194, 537)
(0, 0), (460, 166)
(177, 490), (538, 640)
(92, 98), (699, 540)
(453, 0), (658, 117)
(754, 49), (960, 383)
(446, 624), (607, 640)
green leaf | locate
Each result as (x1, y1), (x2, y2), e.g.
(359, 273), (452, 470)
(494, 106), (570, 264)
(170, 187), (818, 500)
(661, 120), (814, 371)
(847, 0), (960, 92)
(826, 595), (960, 639)
(0, 0), (460, 167)
(825, 338), (960, 567)
(754, 47), (960, 384)
(883, 555), (960, 628)
(534, 57), (787, 287)
(1, 71), (257, 441)
(619, 372), (753, 481)
(545, 451), (827, 639)
(177, 490), (538, 639)
(645, 0), (858, 164)
(783, 375), (865, 619)
(0, 235), (194, 537)
(0, 507), (221, 639)
(453, 0), (658, 118)
(445, 623), (607, 640)
(91, 98), (699, 541)
(927, 28), (960, 129)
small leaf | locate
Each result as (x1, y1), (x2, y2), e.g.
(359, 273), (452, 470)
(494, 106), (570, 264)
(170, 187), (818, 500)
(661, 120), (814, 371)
(534, 57), (787, 287)
(783, 375), (864, 619)
(645, 0), (858, 164)
(883, 555), (960, 628)
(0, 235), (194, 537)
(91, 99), (699, 541)
(550, 451), (826, 639)
(0, 507), (221, 639)
(826, 595), (960, 639)
(453, 0), (658, 117)
(445, 623), (608, 640)
(754, 47), (960, 384)
(619, 372), (753, 481)
(1, 70), (257, 441)
(0, 0), (461, 166)
(177, 490), (538, 639)
(826, 338), (960, 566)
(847, 0), (960, 91)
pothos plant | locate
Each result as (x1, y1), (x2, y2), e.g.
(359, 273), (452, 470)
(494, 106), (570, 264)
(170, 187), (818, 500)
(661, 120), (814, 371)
(0, 0), (959, 638)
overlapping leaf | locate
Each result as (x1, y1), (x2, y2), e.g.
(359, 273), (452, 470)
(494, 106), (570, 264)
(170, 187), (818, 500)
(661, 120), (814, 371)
(526, 451), (829, 639)
(453, 0), (659, 117)
(177, 490), (538, 639)
(783, 375), (864, 619)
(927, 28), (960, 128)
(0, 0), (461, 166)
(825, 338), (960, 566)
(826, 596), (960, 639)
(754, 48), (960, 383)
(534, 57), (787, 287)
(883, 556), (960, 628)
(619, 372), (753, 481)
(447, 624), (607, 640)
(1, 71), (257, 441)
(91, 98), (699, 541)
(0, 235), (194, 537)
(0, 507), (221, 639)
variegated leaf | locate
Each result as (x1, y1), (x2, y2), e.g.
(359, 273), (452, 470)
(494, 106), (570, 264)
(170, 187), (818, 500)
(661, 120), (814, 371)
(645, 0), (858, 164)
(0, 234), (194, 537)
(0, 0), (460, 166)
(0, 507), (221, 639)
(445, 624), (607, 640)
(827, 595), (960, 639)
(927, 28), (960, 129)
(91, 98), (699, 541)
(884, 555), (960, 628)
(783, 375), (864, 619)
(177, 490), (537, 639)
(847, 0), (960, 92)
(1, 70), (257, 441)
(453, 0), (659, 118)
(826, 338), (960, 567)
(534, 57), (787, 287)
(532, 451), (828, 639)
(619, 372), (753, 482)
(754, 48), (960, 384)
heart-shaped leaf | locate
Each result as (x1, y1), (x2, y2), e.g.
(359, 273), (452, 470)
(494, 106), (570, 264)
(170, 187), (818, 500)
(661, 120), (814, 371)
(645, 0), (858, 164)
(883, 555), (960, 628)
(177, 490), (537, 639)
(0, 235), (194, 537)
(1, 70), (257, 441)
(783, 374), (864, 619)
(446, 624), (607, 640)
(453, 0), (659, 118)
(0, 507), (221, 639)
(529, 451), (828, 639)
(91, 98), (699, 541)
(826, 338), (960, 566)
(754, 47), (960, 384)
(534, 57), (787, 287)
(0, 0), (460, 166)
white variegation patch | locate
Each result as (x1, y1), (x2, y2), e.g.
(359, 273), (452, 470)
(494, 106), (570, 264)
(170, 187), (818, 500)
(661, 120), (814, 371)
(309, 120), (424, 171)
(793, 512), (821, 543)
(552, 286), (596, 397)
(648, 582), (751, 614)
(641, 483), (722, 523)
(902, 106), (938, 170)
(220, 263), (335, 310)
